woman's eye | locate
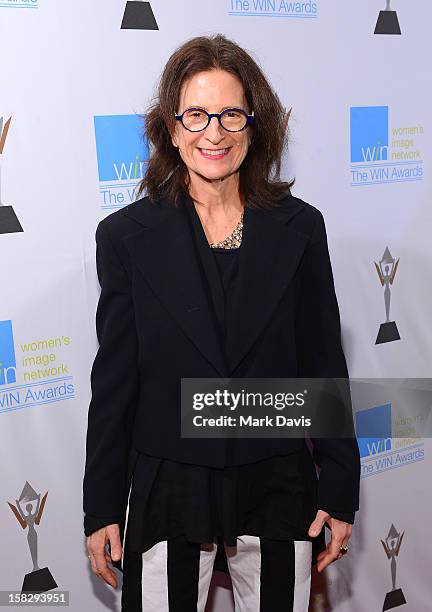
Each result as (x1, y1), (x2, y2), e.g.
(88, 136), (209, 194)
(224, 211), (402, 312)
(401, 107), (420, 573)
(186, 110), (204, 118)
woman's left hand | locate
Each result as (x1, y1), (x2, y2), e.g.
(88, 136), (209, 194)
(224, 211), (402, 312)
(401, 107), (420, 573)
(308, 509), (352, 573)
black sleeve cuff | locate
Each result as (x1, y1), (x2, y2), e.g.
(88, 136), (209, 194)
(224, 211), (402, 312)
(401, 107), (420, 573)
(320, 508), (356, 525)
(84, 515), (122, 537)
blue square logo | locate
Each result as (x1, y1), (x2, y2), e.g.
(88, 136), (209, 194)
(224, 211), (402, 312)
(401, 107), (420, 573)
(355, 403), (392, 458)
(0, 320), (16, 386)
(94, 115), (149, 182)
(350, 106), (388, 163)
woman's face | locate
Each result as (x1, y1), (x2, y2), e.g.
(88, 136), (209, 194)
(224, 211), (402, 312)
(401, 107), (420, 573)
(171, 69), (252, 184)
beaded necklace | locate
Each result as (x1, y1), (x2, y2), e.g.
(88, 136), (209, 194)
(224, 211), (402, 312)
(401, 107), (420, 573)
(209, 210), (244, 249)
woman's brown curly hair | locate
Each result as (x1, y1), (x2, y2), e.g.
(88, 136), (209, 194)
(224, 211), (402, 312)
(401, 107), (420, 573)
(136, 33), (294, 210)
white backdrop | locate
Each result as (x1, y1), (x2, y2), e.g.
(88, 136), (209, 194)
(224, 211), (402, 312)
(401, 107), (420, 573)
(1, 1), (431, 610)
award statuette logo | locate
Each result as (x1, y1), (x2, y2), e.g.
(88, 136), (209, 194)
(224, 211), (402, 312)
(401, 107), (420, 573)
(8, 482), (57, 593)
(374, 246), (400, 344)
(381, 524), (407, 610)
(375, 1), (401, 35)
(0, 116), (23, 235)
(121, 1), (158, 30)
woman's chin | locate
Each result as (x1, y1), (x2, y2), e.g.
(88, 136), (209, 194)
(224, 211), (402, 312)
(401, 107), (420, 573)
(193, 166), (233, 183)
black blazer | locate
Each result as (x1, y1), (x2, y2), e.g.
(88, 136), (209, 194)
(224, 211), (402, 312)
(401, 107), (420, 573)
(83, 190), (360, 534)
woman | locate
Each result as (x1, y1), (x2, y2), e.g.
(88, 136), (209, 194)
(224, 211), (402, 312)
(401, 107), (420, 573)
(83, 34), (360, 611)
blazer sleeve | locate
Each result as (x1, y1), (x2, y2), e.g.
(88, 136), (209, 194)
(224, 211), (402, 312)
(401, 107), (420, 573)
(294, 208), (361, 523)
(82, 220), (139, 537)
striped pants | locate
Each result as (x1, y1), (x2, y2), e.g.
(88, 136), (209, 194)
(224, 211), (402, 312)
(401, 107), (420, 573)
(121, 534), (312, 611)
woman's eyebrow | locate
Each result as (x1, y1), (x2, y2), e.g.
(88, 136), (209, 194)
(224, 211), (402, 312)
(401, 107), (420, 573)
(184, 105), (245, 111)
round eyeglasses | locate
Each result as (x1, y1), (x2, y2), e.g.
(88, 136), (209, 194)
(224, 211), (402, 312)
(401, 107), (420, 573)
(174, 107), (254, 133)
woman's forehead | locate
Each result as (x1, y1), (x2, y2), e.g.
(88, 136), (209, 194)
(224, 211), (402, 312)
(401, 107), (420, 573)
(179, 70), (245, 102)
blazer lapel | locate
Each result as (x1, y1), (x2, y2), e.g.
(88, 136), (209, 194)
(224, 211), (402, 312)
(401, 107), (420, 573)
(122, 195), (229, 377)
(225, 201), (308, 373)
(122, 192), (308, 378)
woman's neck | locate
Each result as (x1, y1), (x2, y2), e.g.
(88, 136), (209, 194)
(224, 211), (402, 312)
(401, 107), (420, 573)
(188, 171), (244, 216)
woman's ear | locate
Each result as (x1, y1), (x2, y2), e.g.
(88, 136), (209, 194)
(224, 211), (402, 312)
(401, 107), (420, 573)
(171, 128), (179, 148)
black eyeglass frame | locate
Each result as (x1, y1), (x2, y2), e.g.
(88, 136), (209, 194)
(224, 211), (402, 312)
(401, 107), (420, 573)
(174, 107), (255, 132)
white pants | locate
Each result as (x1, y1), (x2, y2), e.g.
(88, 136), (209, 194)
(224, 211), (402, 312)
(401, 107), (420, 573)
(121, 534), (312, 611)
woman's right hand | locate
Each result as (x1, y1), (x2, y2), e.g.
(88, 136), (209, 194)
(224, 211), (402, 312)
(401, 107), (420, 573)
(87, 524), (122, 588)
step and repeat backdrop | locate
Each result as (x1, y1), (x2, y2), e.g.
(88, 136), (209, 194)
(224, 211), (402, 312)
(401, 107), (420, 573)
(1, 1), (431, 610)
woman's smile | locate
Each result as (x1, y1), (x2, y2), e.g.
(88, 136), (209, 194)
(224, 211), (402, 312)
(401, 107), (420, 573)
(197, 146), (233, 159)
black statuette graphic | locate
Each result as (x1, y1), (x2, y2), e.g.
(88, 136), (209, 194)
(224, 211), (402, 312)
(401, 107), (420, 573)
(0, 116), (24, 235)
(121, 1), (158, 30)
(375, 1), (401, 35)
(8, 481), (58, 593)
(0, 207), (23, 234)
(374, 247), (400, 344)
(381, 524), (407, 610)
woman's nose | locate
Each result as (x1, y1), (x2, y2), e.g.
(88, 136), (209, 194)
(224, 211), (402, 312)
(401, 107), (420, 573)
(204, 116), (225, 140)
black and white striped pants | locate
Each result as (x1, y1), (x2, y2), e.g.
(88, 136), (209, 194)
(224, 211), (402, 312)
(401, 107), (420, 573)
(121, 534), (312, 611)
